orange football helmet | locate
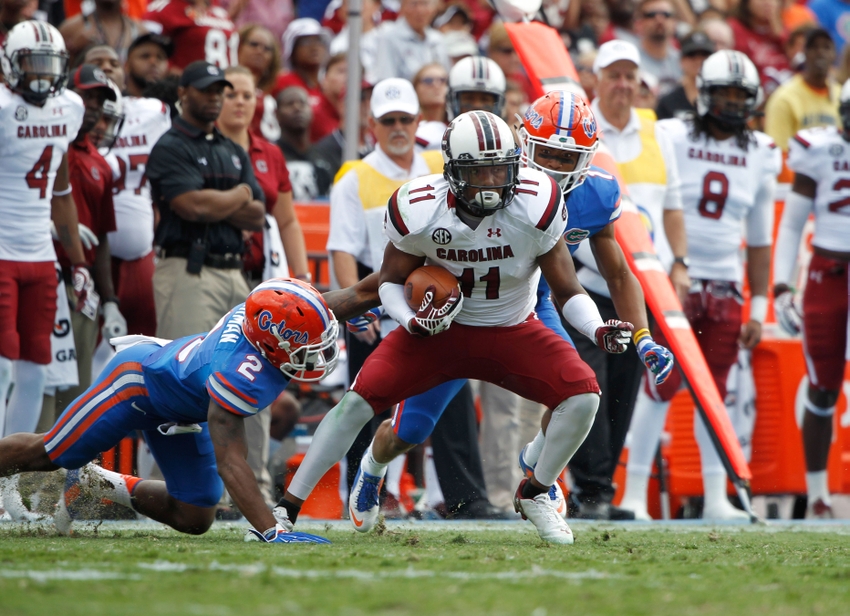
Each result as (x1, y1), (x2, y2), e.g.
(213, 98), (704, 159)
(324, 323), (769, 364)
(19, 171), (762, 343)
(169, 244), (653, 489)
(242, 278), (339, 382)
(518, 91), (599, 195)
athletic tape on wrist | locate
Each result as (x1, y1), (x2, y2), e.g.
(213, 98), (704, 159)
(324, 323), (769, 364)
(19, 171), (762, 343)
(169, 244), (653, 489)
(750, 295), (768, 324)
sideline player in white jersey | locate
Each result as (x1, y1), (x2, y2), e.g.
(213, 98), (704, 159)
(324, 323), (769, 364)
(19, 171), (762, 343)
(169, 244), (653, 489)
(0, 21), (88, 520)
(277, 111), (635, 544)
(620, 50), (780, 521)
(771, 82), (850, 519)
(85, 41), (172, 337)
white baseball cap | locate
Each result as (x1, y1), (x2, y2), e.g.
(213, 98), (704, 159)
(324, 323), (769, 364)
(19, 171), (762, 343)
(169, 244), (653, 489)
(370, 78), (420, 119)
(593, 40), (641, 74)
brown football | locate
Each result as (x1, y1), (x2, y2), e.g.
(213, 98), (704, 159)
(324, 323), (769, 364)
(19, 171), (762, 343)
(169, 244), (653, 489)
(404, 265), (460, 310)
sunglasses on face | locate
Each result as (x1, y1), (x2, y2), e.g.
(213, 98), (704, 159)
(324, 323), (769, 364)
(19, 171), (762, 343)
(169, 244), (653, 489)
(419, 76), (448, 86)
(643, 10), (673, 18)
(378, 115), (416, 126)
(246, 40), (273, 53)
(494, 47), (516, 55)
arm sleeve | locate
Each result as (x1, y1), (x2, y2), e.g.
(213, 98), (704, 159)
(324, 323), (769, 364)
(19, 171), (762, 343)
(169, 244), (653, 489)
(325, 170), (368, 259)
(378, 282), (415, 331)
(655, 124), (683, 211)
(745, 171), (776, 248)
(146, 139), (205, 203)
(772, 190), (813, 286)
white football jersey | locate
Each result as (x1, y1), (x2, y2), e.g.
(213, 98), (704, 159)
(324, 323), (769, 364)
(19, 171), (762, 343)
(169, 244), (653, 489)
(657, 118), (780, 283)
(0, 85), (84, 262)
(385, 168), (567, 327)
(787, 126), (850, 253)
(108, 97), (171, 261)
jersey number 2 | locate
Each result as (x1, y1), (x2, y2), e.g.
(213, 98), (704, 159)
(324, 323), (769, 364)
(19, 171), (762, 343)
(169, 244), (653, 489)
(697, 171), (729, 219)
(26, 145), (53, 199)
(828, 179), (850, 213)
(237, 355), (263, 382)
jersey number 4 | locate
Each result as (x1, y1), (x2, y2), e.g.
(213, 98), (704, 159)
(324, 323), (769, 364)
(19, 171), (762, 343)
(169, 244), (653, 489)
(26, 145), (53, 199)
(697, 171), (728, 219)
(459, 267), (501, 299)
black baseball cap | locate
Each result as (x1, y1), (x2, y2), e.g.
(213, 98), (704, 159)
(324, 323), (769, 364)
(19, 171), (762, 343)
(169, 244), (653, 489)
(179, 61), (233, 90)
(680, 31), (715, 56)
(71, 64), (118, 100)
(804, 26), (834, 50)
(128, 32), (174, 58)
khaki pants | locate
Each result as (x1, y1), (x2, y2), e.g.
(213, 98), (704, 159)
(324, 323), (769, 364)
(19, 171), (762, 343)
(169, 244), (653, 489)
(477, 382), (521, 510)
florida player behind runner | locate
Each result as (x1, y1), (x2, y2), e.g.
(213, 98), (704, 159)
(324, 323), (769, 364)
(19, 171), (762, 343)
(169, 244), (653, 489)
(0, 277), (379, 543)
(344, 92), (675, 522)
(619, 50), (780, 521)
(279, 111), (636, 544)
(771, 82), (850, 519)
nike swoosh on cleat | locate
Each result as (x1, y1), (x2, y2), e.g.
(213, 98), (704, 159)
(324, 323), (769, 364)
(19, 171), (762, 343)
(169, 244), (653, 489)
(350, 506), (365, 527)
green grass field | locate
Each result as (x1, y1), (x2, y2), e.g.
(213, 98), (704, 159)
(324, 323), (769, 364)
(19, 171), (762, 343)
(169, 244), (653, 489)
(1, 521), (849, 616)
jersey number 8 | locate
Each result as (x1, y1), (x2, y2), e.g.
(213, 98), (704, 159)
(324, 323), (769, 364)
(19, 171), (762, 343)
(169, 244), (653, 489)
(697, 170), (728, 220)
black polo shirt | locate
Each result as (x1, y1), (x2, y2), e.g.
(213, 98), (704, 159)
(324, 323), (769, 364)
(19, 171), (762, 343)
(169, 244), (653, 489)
(147, 116), (264, 255)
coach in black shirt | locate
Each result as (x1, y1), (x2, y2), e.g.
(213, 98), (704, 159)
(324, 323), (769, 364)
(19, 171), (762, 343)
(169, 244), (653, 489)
(148, 61), (265, 340)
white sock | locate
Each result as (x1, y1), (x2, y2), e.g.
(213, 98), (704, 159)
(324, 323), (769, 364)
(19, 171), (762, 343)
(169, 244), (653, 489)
(805, 470), (831, 505)
(695, 409), (726, 477)
(6, 361), (46, 435)
(80, 464), (140, 509)
(0, 356), (12, 438)
(523, 430), (546, 467)
(625, 388), (670, 476)
(362, 443), (389, 478)
(385, 456), (404, 499)
(619, 472), (651, 520)
(287, 391), (375, 501)
(702, 472), (748, 520)
(534, 393), (599, 486)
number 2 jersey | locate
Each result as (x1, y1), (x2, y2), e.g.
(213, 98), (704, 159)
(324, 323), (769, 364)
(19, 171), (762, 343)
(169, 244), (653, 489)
(386, 168), (567, 327)
(0, 84), (84, 262)
(107, 96), (172, 261)
(787, 125), (850, 252)
(657, 117), (780, 283)
(141, 305), (290, 422)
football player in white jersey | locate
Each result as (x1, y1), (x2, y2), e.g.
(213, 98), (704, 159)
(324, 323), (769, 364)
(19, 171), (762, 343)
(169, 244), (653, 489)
(771, 82), (850, 519)
(620, 50), (780, 521)
(278, 111), (635, 544)
(0, 21), (88, 520)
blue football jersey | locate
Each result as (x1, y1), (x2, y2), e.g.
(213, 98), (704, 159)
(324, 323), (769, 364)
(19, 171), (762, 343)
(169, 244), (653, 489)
(141, 305), (291, 423)
(537, 167), (622, 300)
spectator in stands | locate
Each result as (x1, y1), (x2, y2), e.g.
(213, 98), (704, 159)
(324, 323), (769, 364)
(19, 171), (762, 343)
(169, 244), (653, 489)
(432, 2), (473, 34)
(487, 22), (534, 102)
(238, 25), (282, 141)
(728, 0), (792, 95)
(330, 0), (381, 85)
(598, 0), (638, 44)
(412, 62), (448, 148)
(637, 70), (660, 108)
(373, 0), (448, 82)
(765, 27), (840, 155)
(699, 17), (735, 51)
(142, 0), (238, 70)
(656, 30), (715, 120)
(576, 50), (598, 101)
(276, 18), (330, 103)
(311, 52), (346, 143)
(123, 32), (172, 97)
(442, 30), (479, 66)
(275, 86), (331, 199)
(634, 0), (681, 97)
(807, 0), (850, 56)
(0, 0), (37, 46)
(310, 81), (375, 182)
(60, 0), (148, 64)
(78, 44), (123, 86)
(222, 0), (293, 44)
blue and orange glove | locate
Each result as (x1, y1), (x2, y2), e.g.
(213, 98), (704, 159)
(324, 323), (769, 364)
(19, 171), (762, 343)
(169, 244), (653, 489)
(244, 523), (331, 544)
(346, 307), (385, 333)
(634, 328), (674, 385)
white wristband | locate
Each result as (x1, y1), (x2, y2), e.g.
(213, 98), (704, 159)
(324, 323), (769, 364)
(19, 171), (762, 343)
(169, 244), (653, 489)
(750, 295), (768, 324)
(561, 293), (605, 341)
(53, 185), (73, 196)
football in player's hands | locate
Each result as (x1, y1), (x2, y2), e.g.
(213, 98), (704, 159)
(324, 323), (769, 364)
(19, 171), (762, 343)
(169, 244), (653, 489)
(404, 265), (460, 311)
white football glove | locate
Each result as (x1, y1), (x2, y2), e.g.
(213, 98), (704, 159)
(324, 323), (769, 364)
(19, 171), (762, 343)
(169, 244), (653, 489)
(774, 290), (802, 336)
(102, 300), (128, 340)
(406, 285), (463, 337)
(50, 221), (100, 250)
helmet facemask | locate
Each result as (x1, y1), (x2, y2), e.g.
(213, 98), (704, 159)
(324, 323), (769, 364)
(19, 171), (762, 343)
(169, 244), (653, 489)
(7, 49), (69, 104)
(446, 154), (520, 217)
(700, 84), (759, 129)
(273, 319), (340, 382)
(448, 89), (505, 121)
(519, 127), (598, 195)
(94, 98), (125, 151)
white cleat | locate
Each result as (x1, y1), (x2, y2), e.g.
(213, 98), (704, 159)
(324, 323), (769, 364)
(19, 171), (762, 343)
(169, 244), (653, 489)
(348, 465), (385, 533)
(513, 480), (574, 545)
(272, 506), (295, 531)
(518, 444), (568, 519)
(617, 497), (652, 521)
(702, 500), (750, 521)
(0, 476), (49, 523)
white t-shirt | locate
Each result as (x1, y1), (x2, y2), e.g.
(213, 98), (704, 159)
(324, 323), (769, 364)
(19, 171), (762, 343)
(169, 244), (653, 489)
(787, 125), (850, 253)
(0, 85), (84, 262)
(386, 169), (566, 327)
(107, 97), (172, 261)
(657, 117), (780, 283)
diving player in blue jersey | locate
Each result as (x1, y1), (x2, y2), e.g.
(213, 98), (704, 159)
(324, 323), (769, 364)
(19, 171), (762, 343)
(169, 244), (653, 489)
(0, 277), (379, 543)
(327, 93), (674, 531)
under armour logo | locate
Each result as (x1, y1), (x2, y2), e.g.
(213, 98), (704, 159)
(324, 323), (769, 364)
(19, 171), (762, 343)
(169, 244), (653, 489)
(198, 157), (208, 166)
(487, 228), (502, 238)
